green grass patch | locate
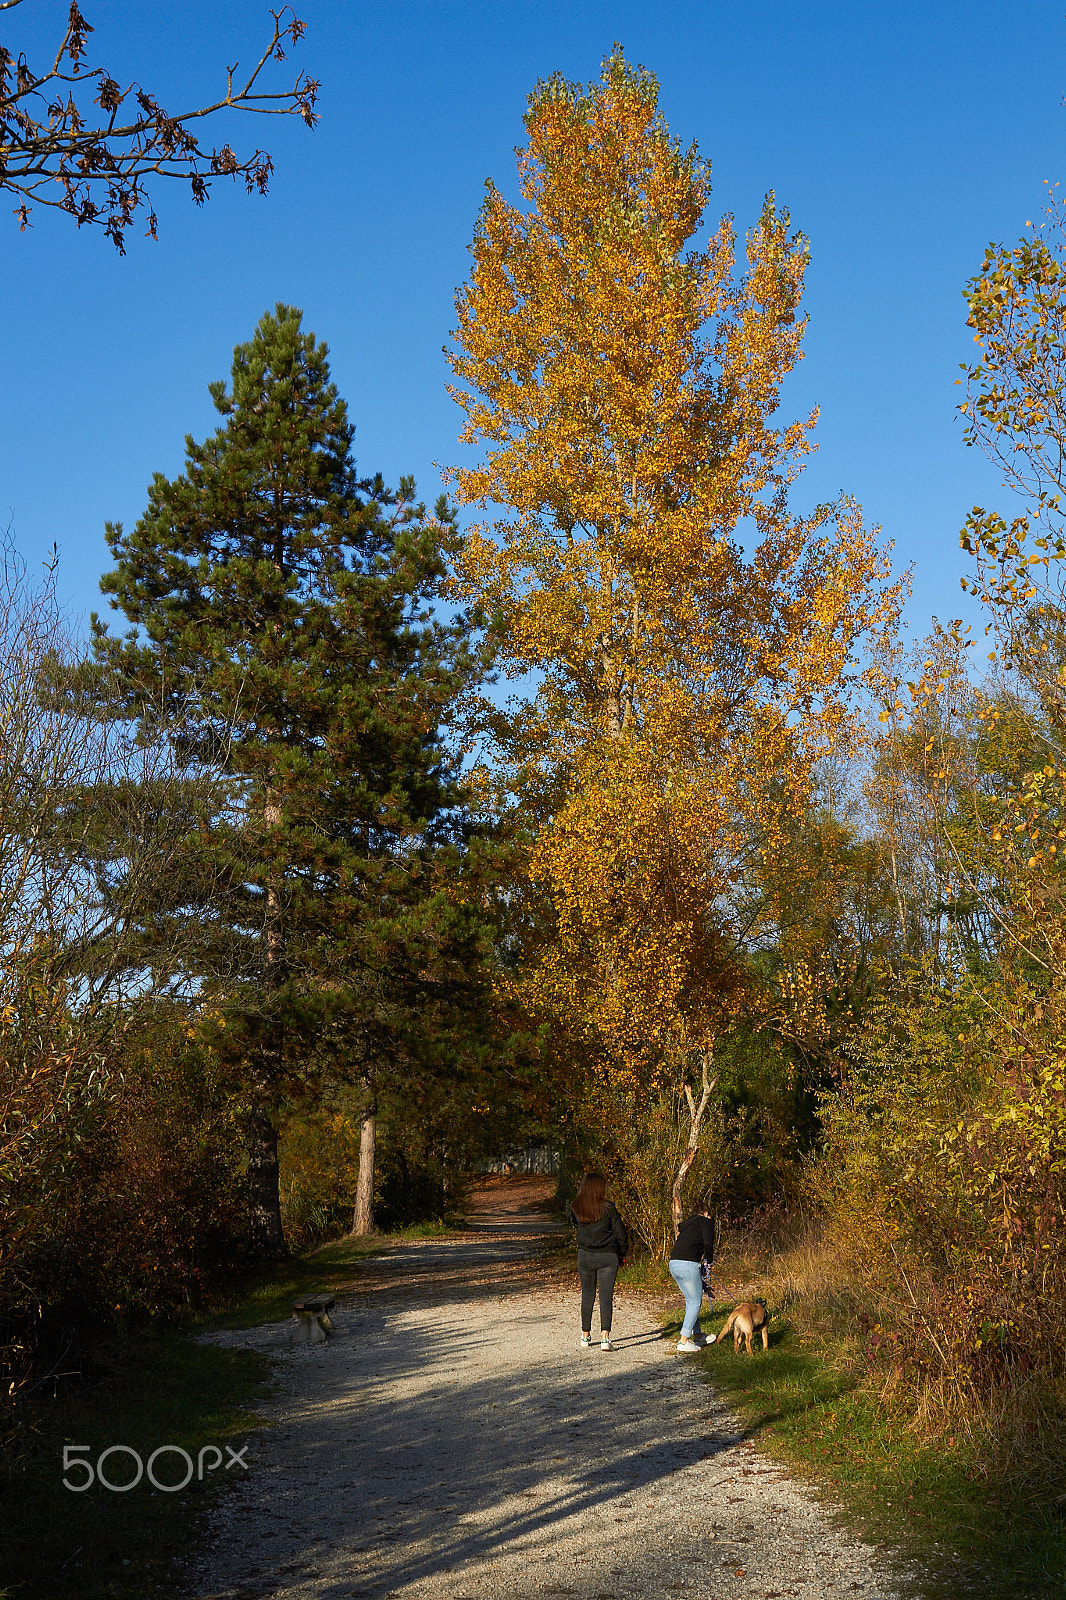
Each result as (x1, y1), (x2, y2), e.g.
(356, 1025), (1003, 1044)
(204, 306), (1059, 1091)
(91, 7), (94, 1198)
(205, 1224), (466, 1331)
(617, 1255), (673, 1293)
(204, 1233), (387, 1329)
(0, 1333), (270, 1600)
(693, 1311), (1066, 1600)
(538, 1226), (573, 1263)
(386, 1218), (457, 1240)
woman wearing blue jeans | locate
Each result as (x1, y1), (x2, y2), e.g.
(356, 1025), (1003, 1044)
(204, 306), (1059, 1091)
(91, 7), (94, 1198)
(669, 1201), (717, 1353)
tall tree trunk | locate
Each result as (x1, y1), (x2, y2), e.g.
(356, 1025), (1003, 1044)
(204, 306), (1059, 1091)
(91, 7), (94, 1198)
(671, 1048), (717, 1238)
(351, 1090), (377, 1236)
(246, 788), (288, 1260)
(246, 1102), (287, 1259)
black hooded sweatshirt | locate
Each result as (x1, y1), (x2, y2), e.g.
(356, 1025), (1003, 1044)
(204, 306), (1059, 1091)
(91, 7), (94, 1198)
(569, 1200), (628, 1259)
(670, 1212), (716, 1264)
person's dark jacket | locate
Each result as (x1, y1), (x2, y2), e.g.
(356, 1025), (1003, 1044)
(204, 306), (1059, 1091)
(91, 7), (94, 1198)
(570, 1199), (628, 1259)
(670, 1212), (716, 1263)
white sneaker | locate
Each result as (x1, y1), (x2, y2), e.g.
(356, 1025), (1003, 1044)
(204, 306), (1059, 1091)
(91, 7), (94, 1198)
(600, 1334), (613, 1351)
(580, 1332), (592, 1349)
(676, 1337), (700, 1353)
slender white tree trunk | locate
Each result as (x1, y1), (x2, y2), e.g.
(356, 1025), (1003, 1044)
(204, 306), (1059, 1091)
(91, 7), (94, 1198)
(671, 1048), (716, 1238)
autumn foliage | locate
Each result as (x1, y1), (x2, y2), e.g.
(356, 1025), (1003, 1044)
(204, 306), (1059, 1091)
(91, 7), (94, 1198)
(6, 35), (1066, 1515)
(447, 50), (900, 1138)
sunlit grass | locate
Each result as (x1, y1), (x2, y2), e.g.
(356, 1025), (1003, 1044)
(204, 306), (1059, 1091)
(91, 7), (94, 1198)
(617, 1255), (673, 1293)
(690, 1246), (1066, 1600)
(202, 1234), (386, 1330)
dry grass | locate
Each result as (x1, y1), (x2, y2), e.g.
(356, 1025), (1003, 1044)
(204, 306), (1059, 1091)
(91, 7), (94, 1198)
(718, 1211), (1066, 1461)
(715, 1211), (858, 1332)
(692, 1212), (1066, 1598)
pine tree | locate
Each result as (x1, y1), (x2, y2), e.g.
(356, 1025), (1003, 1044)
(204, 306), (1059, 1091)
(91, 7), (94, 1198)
(92, 304), (484, 1257)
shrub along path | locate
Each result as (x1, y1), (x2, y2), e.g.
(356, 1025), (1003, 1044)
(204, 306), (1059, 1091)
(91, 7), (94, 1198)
(181, 1178), (906, 1600)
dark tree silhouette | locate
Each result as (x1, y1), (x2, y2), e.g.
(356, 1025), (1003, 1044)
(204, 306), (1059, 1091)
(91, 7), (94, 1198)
(0, 2), (318, 251)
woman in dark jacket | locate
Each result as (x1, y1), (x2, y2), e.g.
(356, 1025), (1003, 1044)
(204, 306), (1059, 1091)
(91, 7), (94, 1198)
(669, 1199), (717, 1353)
(569, 1171), (628, 1351)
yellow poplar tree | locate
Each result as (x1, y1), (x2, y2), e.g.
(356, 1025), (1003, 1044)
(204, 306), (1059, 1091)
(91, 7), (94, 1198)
(447, 50), (900, 1220)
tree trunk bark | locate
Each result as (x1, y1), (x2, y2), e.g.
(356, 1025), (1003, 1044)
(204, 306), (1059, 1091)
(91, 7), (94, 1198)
(246, 1102), (287, 1259)
(244, 787), (289, 1260)
(351, 1098), (377, 1237)
(671, 1049), (717, 1238)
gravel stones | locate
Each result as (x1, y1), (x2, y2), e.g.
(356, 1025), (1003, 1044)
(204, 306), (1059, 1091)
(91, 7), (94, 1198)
(181, 1179), (908, 1600)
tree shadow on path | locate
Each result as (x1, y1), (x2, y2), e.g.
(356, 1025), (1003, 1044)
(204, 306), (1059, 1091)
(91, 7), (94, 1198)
(185, 1179), (794, 1600)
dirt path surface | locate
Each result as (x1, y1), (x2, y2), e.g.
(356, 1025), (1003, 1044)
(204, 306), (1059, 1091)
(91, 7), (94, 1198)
(183, 1178), (907, 1600)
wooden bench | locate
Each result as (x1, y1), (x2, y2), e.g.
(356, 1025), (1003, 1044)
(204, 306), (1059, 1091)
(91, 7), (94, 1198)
(290, 1293), (336, 1345)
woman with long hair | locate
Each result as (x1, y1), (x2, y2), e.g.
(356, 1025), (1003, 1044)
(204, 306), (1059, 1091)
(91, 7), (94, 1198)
(569, 1171), (628, 1351)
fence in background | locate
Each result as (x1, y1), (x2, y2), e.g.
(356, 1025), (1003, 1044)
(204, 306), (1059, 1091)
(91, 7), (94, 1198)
(476, 1144), (559, 1176)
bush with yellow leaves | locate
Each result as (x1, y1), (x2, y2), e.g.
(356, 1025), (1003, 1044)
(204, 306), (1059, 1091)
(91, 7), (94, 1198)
(819, 985), (1066, 1451)
(278, 1106), (362, 1252)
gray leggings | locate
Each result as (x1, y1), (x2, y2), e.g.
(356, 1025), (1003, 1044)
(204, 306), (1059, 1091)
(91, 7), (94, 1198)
(577, 1248), (619, 1331)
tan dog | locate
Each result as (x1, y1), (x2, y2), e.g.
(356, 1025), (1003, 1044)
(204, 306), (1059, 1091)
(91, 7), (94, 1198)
(717, 1300), (769, 1354)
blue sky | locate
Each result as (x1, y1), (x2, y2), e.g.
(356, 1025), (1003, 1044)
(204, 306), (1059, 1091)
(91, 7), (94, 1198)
(2, 0), (1063, 646)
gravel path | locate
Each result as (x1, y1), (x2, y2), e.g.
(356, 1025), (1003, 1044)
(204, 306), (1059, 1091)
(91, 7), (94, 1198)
(183, 1178), (909, 1600)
